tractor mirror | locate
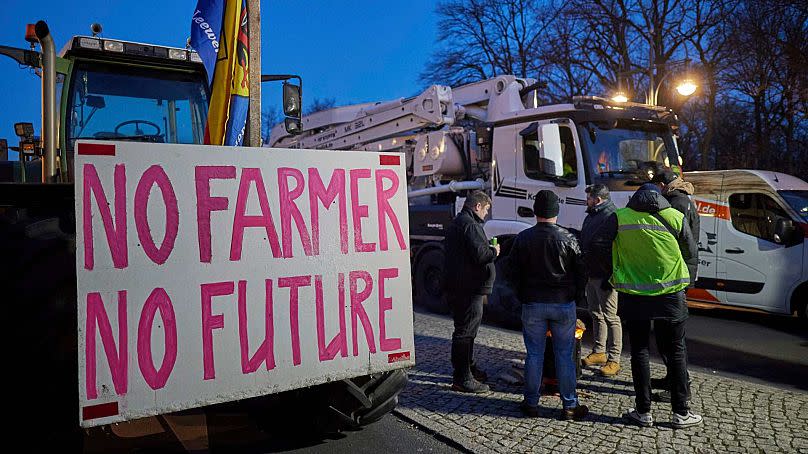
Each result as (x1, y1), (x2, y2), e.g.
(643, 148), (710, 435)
(283, 82), (301, 117)
(284, 117), (302, 136)
(86, 95), (106, 109)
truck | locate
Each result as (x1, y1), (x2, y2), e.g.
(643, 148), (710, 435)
(268, 75), (808, 321)
(0, 21), (413, 450)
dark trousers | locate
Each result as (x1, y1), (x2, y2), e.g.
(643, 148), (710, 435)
(655, 322), (691, 396)
(627, 319), (690, 415)
(449, 293), (484, 383)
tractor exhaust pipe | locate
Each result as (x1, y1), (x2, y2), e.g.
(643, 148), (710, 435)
(35, 21), (57, 182)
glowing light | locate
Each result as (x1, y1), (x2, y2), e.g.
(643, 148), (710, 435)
(612, 92), (628, 103)
(676, 80), (697, 96)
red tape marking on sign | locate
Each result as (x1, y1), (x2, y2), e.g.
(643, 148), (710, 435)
(379, 155), (400, 166)
(388, 351), (411, 363)
(82, 402), (119, 421)
(78, 143), (116, 156)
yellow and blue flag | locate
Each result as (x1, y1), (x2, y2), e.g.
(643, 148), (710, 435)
(190, 0), (250, 146)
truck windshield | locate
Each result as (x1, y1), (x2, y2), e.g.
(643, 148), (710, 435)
(582, 120), (680, 185)
(66, 62), (208, 149)
(779, 190), (808, 221)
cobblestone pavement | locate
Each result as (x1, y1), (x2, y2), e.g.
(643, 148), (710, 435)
(394, 311), (808, 454)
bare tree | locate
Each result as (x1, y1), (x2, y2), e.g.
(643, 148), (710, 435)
(305, 97), (337, 115)
(420, 0), (560, 86)
(262, 106), (281, 144)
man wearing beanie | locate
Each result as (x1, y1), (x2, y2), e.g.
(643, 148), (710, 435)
(503, 190), (588, 421)
(608, 184), (702, 429)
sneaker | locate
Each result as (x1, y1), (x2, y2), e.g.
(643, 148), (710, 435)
(451, 379), (490, 394)
(471, 364), (488, 382)
(599, 361), (620, 377)
(650, 377), (669, 390)
(582, 352), (607, 367)
(520, 401), (539, 418)
(562, 404), (589, 421)
(672, 411), (703, 429)
(623, 408), (653, 427)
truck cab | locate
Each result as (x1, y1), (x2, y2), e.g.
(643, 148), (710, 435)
(485, 96), (681, 237)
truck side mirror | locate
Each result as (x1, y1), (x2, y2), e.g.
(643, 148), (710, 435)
(773, 217), (798, 245)
(540, 124), (563, 177)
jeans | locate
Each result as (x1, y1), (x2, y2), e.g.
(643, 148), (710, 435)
(449, 293), (485, 383)
(627, 319), (690, 415)
(521, 301), (578, 408)
(586, 278), (622, 362)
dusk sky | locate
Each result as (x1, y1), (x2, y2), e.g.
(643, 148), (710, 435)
(0, 0), (438, 151)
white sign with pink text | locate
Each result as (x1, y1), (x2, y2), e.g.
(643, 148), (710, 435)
(75, 141), (414, 427)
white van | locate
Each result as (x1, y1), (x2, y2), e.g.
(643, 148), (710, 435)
(685, 170), (807, 318)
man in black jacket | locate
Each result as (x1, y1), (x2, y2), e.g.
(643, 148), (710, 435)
(503, 190), (588, 421)
(580, 184), (622, 377)
(651, 170), (700, 401)
(443, 191), (499, 393)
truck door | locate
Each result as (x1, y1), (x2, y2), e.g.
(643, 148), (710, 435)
(490, 124), (519, 224)
(716, 190), (802, 314)
(513, 119), (585, 231)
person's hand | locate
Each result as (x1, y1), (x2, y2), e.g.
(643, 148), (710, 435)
(492, 243), (501, 256)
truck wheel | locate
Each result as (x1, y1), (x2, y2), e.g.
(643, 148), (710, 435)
(414, 248), (449, 314)
(1, 210), (81, 450)
(322, 369), (409, 431)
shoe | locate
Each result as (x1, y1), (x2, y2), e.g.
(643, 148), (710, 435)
(652, 390), (671, 403)
(471, 364), (488, 382)
(623, 408), (653, 427)
(451, 379), (490, 394)
(599, 361), (620, 377)
(562, 404), (589, 421)
(672, 411), (703, 429)
(520, 401), (539, 418)
(650, 377), (669, 390)
(582, 352), (607, 367)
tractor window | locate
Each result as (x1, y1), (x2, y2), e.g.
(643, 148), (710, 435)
(66, 62), (208, 149)
(728, 193), (790, 241)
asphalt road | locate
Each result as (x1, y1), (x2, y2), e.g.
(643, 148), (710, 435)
(576, 305), (808, 392)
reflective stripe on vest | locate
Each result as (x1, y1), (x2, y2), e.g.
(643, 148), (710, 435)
(618, 224), (670, 233)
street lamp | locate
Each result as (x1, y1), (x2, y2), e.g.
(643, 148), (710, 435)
(612, 59), (697, 106)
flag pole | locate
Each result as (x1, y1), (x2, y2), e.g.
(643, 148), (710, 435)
(247, 0), (261, 146)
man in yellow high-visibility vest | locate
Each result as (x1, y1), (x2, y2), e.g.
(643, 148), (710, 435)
(608, 183), (703, 429)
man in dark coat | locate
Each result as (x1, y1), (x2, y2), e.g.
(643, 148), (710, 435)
(443, 191), (499, 393)
(580, 184), (622, 377)
(502, 190), (589, 421)
(651, 170), (700, 401)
